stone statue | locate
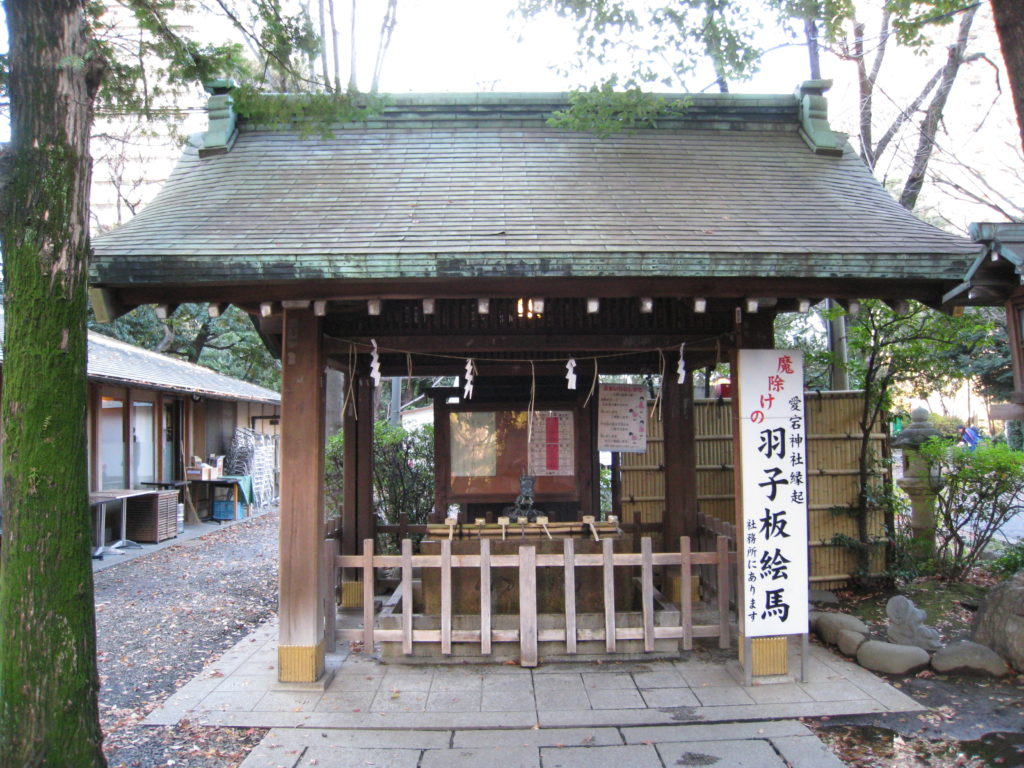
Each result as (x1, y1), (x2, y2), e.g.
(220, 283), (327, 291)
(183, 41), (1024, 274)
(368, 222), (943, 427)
(504, 475), (539, 522)
(886, 595), (943, 651)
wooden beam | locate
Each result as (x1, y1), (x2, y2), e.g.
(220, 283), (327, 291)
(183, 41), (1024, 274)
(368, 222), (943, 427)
(108, 274), (958, 309)
(990, 403), (1024, 421)
(89, 287), (125, 324)
(324, 332), (733, 355)
(278, 307), (326, 682)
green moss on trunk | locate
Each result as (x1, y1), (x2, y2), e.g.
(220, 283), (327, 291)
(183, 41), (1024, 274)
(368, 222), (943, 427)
(0, 1), (106, 765)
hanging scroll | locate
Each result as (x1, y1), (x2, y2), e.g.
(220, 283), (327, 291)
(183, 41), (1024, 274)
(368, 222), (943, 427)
(527, 410), (574, 476)
(597, 384), (648, 453)
(738, 349), (809, 638)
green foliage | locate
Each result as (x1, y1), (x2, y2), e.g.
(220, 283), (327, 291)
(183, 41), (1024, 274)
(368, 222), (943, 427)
(519, 0), (764, 98)
(1007, 420), (1024, 452)
(86, 2), (251, 119)
(919, 439), (1024, 580)
(885, 0), (970, 47)
(990, 539), (1024, 577)
(549, 83), (690, 137)
(90, 303), (281, 390)
(518, 0), (973, 102)
(232, 86), (385, 136)
(773, 306), (831, 389)
(922, 307), (1012, 402)
(372, 420), (435, 529)
(325, 421), (435, 553)
(599, 464), (613, 512)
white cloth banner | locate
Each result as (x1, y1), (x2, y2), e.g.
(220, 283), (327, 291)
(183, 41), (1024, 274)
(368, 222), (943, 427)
(738, 349), (809, 638)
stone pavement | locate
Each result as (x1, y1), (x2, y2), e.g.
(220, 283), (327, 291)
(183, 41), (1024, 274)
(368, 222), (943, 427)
(146, 619), (926, 766)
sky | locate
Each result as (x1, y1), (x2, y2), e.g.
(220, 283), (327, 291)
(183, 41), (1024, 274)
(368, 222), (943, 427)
(1, 2), (1019, 232)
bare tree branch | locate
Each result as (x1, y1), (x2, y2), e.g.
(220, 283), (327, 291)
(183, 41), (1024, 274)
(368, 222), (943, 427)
(371, 0), (398, 94)
(899, 4), (979, 210)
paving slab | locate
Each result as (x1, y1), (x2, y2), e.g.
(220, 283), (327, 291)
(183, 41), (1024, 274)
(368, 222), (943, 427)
(656, 738), (788, 767)
(637, 687), (701, 708)
(534, 688), (591, 710)
(152, 617), (931, 768)
(260, 727), (451, 749)
(540, 743), (660, 768)
(771, 734), (849, 768)
(480, 689), (536, 711)
(297, 746), (421, 767)
(453, 727), (622, 748)
(622, 720), (811, 743)
(586, 688), (646, 709)
(425, 689), (482, 712)
(421, 746), (539, 768)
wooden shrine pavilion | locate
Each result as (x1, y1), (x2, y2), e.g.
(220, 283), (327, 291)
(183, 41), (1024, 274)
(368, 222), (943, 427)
(91, 83), (982, 682)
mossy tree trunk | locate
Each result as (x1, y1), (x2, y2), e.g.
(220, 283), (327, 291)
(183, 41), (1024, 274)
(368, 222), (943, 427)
(0, 1), (107, 765)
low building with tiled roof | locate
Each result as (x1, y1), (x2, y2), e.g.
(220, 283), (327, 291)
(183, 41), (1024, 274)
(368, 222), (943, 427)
(89, 84), (984, 683)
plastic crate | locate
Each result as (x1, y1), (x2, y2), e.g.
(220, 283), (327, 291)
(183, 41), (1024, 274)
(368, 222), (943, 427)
(211, 500), (245, 521)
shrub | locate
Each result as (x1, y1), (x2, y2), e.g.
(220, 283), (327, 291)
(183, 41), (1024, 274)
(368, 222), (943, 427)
(991, 540), (1024, 577)
(324, 421), (435, 553)
(919, 439), (1024, 580)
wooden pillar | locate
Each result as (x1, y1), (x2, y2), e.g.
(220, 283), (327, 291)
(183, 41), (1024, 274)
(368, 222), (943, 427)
(278, 308), (327, 683)
(355, 373), (374, 551)
(342, 373), (358, 561)
(432, 397), (450, 522)
(663, 364), (698, 544)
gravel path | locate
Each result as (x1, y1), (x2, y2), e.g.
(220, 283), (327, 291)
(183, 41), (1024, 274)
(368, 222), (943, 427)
(94, 510), (279, 768)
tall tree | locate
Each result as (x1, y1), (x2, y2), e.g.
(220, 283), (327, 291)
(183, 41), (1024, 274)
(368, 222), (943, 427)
(0, 3), (106, 764)
(0, 2), (317, 761)
(990, 0), (1024, 152)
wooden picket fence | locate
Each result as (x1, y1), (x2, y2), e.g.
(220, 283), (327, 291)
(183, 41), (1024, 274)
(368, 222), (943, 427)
(326, 535), (735, 667)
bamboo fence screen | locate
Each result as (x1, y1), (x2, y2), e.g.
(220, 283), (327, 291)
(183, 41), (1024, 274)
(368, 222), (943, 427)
(620, 391), (888, 588)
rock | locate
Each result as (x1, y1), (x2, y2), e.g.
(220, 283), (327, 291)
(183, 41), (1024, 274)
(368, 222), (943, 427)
(972, 571), (1024, 672)
(857, 640), (931, 675)
(816, 612), (869, 646)
(886, 595), (943, 651)
(808, 611), (826, 632)
(809, 589), (840, 606)
(931, 641), (1010, 677)
(837, 629), (867, 657)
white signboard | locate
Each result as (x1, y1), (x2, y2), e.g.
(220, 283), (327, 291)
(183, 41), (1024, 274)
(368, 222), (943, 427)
(528, 410), (575, 476)
(738, 349), (809, 638)
(597, 384), (648, 453)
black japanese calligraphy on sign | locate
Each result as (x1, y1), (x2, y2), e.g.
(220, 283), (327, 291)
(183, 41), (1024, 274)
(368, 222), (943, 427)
(738, 349), (809, 638)
(757, 467), (789, 501)
(757, 428), (786, 460)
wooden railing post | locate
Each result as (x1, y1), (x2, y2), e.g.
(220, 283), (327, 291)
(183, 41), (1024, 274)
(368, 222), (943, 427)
(480, 538), (492, 655)
(716, 535), (730, 649)
(602, 538), (616, 653)
(641, 537), (654, 652)
(362, 538), (375, 652)
(680, 536), (693, 651)
(519, 545), (538, 667)
(563, 537), (577, 654)
(441, 538), (452, 655)
(401, 538), (413, 655)
(322, 538), (337, 653)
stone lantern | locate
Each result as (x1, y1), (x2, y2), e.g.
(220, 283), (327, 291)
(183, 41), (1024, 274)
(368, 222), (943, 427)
(891, 407), (942, 558)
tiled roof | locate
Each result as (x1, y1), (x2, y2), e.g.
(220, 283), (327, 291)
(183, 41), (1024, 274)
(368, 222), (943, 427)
(0, 310), (279, 404)
(91, 92), (980, 288)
